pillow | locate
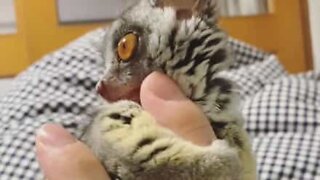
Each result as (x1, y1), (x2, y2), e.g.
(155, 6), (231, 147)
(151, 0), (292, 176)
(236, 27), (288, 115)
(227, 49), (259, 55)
(244, 72), (320, 135)
(243, 71), (320, 179)
(0, 29), (107, 179)
(228, 38), (270, 70)
(253, 132), (320, 179)
(220, 55), (288, 100)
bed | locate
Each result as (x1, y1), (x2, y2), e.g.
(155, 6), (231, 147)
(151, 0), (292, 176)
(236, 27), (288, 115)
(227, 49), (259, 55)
(0, 29), (319, 179)
(0, 79), (12, 98)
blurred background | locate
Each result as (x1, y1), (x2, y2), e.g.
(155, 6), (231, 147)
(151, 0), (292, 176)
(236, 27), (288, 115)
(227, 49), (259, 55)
(0, 0), (319, 95)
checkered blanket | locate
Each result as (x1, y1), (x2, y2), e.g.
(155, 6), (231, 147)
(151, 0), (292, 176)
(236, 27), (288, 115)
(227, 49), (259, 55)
(1, 29), (319, 180)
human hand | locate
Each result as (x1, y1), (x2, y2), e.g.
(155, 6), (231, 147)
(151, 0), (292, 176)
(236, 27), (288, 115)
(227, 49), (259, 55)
(35, 71), (215, 179)
(141, 71), (216, 146)
(36, 124), (110, 180)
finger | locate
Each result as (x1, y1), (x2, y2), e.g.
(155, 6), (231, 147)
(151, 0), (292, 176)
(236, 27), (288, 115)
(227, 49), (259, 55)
(36, 124), (109, 180)
(140, 72), (216, 146)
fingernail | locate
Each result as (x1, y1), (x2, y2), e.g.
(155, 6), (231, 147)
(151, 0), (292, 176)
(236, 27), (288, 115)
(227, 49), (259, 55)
(144, 72), (185, 101)
(36, 124), (76, 148)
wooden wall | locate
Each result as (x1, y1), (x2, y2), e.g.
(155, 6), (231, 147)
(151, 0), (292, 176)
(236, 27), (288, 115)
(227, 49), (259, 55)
(220, 0), (313, 73)
(0, 0), (106, 77)
(0, 1), (29, 77)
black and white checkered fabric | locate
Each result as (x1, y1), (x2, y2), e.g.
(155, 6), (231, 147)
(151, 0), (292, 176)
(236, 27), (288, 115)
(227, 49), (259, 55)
(1, 28), (319, 180)
(228, 38), (270, 70)
(244, 72), (320, 180)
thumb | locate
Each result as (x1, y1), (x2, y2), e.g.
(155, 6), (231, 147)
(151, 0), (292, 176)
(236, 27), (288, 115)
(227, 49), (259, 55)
(35, 124), (109, 180)
(140, 72), (215, 146)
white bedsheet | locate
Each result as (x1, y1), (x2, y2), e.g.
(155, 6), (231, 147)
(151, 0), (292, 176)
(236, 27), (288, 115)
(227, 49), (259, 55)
(0, 78), (12, 97)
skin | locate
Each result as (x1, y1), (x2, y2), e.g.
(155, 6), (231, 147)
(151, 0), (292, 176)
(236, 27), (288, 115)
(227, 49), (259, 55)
(36, 72), (215, 179)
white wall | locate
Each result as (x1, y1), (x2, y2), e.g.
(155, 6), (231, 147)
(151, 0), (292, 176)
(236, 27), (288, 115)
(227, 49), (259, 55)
(0, 0), (16, 34)
(0, 79), (12, 98)
(57, 0), (138, 23)
(308, 0), (320, 71)
(219, 0), (269, 17)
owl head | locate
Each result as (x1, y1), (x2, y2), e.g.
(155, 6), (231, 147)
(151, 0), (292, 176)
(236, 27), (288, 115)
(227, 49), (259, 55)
(97, 0), (222, 103)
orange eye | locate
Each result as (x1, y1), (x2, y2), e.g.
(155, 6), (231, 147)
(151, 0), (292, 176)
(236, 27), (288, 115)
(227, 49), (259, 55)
(117, 33), (138, 61)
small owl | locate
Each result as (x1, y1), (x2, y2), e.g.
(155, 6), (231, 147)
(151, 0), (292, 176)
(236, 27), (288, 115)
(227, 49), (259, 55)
(83, 0), (256, 179)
